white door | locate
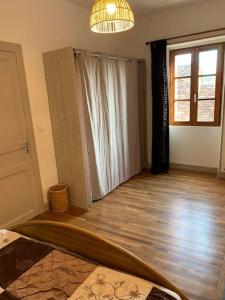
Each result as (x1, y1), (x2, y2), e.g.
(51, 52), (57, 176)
(0, 48), (42, 228)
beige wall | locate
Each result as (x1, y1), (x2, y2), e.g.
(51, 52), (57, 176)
(0, 0), (130, 202)
(121, 0), (225, 169)
(1, 0), (225, 205)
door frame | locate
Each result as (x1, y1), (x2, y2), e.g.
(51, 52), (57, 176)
(0, 41), (45, 218)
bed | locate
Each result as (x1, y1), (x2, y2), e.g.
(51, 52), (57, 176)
(0, 220), (189, 300)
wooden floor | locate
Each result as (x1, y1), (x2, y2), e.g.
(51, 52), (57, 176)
(36, 170), (225, 300)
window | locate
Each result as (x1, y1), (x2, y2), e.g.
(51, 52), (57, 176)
(169, 43), (224, 126)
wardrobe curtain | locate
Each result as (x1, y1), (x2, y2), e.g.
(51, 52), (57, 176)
(74, 50), (141, 201)
(150, 40), (169, 174)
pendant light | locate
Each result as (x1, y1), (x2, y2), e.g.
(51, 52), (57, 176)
(90, 0), (134, 33)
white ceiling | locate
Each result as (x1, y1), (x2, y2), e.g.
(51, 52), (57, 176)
(66, 0), (209, 15)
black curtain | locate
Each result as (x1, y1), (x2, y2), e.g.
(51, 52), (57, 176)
(150, 39), (169, 174)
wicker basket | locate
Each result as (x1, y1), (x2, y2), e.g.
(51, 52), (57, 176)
(48, 184), (69, 212)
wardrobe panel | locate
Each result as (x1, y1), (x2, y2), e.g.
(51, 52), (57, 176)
(43, 47), (90, 209)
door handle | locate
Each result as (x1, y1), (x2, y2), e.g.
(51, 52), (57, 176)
(194, 93), (197, 103)
(20, 138), (29, 154)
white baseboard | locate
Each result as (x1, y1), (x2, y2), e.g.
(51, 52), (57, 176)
(170, 163), (217, 174)
(145, 162), (219, 175)
(2, 210), (37, 229)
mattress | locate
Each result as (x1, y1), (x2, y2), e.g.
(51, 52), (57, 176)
(0, 229), (181, 300)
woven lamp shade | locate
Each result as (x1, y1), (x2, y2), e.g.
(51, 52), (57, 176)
(90, 0), (134, 33)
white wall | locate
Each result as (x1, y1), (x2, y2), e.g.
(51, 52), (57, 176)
(170, 126), (222, 168)
(168, 37), (225, 169)
(0, 0), (130, 203)
(121, 0), (225, 169)
(1, 0), (225, 206)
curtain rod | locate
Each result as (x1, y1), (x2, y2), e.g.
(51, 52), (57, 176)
(73, 49), (145, 63)
(145, 27), (225, 45)
(74, 49), (131, 62)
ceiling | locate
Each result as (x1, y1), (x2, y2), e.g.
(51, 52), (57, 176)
(66, 0), (209, 15)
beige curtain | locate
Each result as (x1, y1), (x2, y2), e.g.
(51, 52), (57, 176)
(75, 50), (141, 201)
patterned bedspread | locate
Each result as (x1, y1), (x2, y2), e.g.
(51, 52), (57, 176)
(0, 230), (181, 300)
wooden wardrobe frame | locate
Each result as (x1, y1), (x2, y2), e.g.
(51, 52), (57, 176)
(13, 220), (189, 300)
(43, 47), (91, 210)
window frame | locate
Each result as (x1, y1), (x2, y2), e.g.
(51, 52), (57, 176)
(169, 43), (224, 127)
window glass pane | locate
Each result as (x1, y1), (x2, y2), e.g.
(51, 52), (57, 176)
(198, 76), (216, 99)
(175, 78), (190, 100)
(199, 50), (217, 75)
(175, 53), (192, 77)
(197, 100), (215, 122)
(175, 101), (190, 122)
